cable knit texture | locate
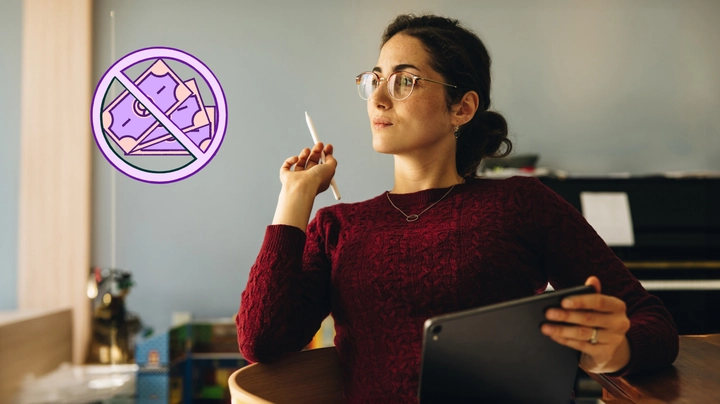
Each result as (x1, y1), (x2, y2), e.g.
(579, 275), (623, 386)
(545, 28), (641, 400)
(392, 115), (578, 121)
(237, 176), (678, 403)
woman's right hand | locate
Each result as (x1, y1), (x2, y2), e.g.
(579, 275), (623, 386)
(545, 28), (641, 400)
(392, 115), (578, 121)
(279, 142), (337, 196)
(272, 142), (337, 231)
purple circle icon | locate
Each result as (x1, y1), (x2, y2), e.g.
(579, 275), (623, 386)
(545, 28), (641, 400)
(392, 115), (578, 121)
(91, 47), (227, 183)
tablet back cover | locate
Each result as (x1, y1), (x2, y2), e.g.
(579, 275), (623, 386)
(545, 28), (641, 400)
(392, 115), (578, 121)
(418, 285), (593, 404)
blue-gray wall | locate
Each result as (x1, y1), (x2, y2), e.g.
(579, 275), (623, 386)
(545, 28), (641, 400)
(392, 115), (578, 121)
(3, 1), (719, 331)
(0, 0), (22, 310)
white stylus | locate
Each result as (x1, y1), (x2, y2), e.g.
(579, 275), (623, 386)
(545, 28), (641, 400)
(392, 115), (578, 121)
(305, 111), (341, 200)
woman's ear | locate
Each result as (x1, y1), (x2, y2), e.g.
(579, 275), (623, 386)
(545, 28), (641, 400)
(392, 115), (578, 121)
(452, 91), (480, 126)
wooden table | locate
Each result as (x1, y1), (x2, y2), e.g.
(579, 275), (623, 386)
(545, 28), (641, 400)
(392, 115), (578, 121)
(589, 334), (720, 404)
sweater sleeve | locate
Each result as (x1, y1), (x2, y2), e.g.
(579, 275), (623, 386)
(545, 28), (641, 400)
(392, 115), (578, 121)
(236, 218), (332, 364)
(522, 177), (679, 376)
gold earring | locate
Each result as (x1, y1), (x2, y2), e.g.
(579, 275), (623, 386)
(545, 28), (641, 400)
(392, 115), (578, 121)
(454, 126), (460, 139)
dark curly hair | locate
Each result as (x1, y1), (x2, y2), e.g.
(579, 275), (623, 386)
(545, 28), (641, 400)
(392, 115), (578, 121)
(381, 14), (512, 177)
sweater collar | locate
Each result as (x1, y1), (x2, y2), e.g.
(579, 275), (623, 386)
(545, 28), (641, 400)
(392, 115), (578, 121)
(384, 177), (476, 206)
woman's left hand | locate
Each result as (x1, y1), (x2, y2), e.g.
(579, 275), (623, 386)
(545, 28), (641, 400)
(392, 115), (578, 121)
(541, 276), (632, 374)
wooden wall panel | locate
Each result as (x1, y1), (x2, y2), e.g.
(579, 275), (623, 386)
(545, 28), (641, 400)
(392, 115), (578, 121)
(17, 0), (93, 364)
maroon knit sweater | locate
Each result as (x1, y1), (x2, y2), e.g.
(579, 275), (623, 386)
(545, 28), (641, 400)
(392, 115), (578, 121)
(236, 176), (678, 403)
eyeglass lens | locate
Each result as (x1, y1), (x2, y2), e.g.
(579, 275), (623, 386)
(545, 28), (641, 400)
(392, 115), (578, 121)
(357, 72), (415, 100)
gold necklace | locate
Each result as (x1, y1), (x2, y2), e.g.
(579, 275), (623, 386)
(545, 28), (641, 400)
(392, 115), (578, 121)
(386, 184), (457, 222)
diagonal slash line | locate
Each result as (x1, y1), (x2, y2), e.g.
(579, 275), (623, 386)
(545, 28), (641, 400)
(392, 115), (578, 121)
(114, 71), (203, 158)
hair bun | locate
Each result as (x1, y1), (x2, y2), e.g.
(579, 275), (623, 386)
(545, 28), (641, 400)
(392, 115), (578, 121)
(456, 110), (512, 177)
(479, 111), (511, 158)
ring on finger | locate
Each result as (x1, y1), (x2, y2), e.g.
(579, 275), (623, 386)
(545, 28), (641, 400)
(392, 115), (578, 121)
(589, 327), (599, 345)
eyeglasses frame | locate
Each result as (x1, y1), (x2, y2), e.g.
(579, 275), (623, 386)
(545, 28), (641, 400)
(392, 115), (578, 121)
(355, 71), (458, 101)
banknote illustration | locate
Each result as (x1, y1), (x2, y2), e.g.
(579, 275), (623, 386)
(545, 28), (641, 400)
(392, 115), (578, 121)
(130, 78), (211, 152)
(130, 106), (216, 155)
(102, 59), (193, 154)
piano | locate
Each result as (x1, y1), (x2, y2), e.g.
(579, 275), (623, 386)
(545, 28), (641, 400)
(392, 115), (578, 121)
(539, 176), (720, 335)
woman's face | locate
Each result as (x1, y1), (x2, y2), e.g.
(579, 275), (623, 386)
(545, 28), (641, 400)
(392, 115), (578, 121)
(368, 34), (456, 157)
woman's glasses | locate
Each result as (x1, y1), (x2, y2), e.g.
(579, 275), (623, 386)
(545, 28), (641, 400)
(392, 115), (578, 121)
(355, 71), (457, 101)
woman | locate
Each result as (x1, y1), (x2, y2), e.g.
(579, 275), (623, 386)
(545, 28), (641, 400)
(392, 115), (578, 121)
(237, 14), (678, 403)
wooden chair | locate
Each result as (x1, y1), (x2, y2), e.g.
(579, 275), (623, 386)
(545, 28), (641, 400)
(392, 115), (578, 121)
(228, 347), (344, 404)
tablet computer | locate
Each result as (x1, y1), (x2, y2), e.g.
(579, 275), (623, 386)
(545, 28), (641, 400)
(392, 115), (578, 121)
(418, 285), (595, 404)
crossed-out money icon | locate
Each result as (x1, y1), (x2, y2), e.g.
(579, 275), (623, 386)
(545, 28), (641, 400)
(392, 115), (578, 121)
(91, 47), (227, 183)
